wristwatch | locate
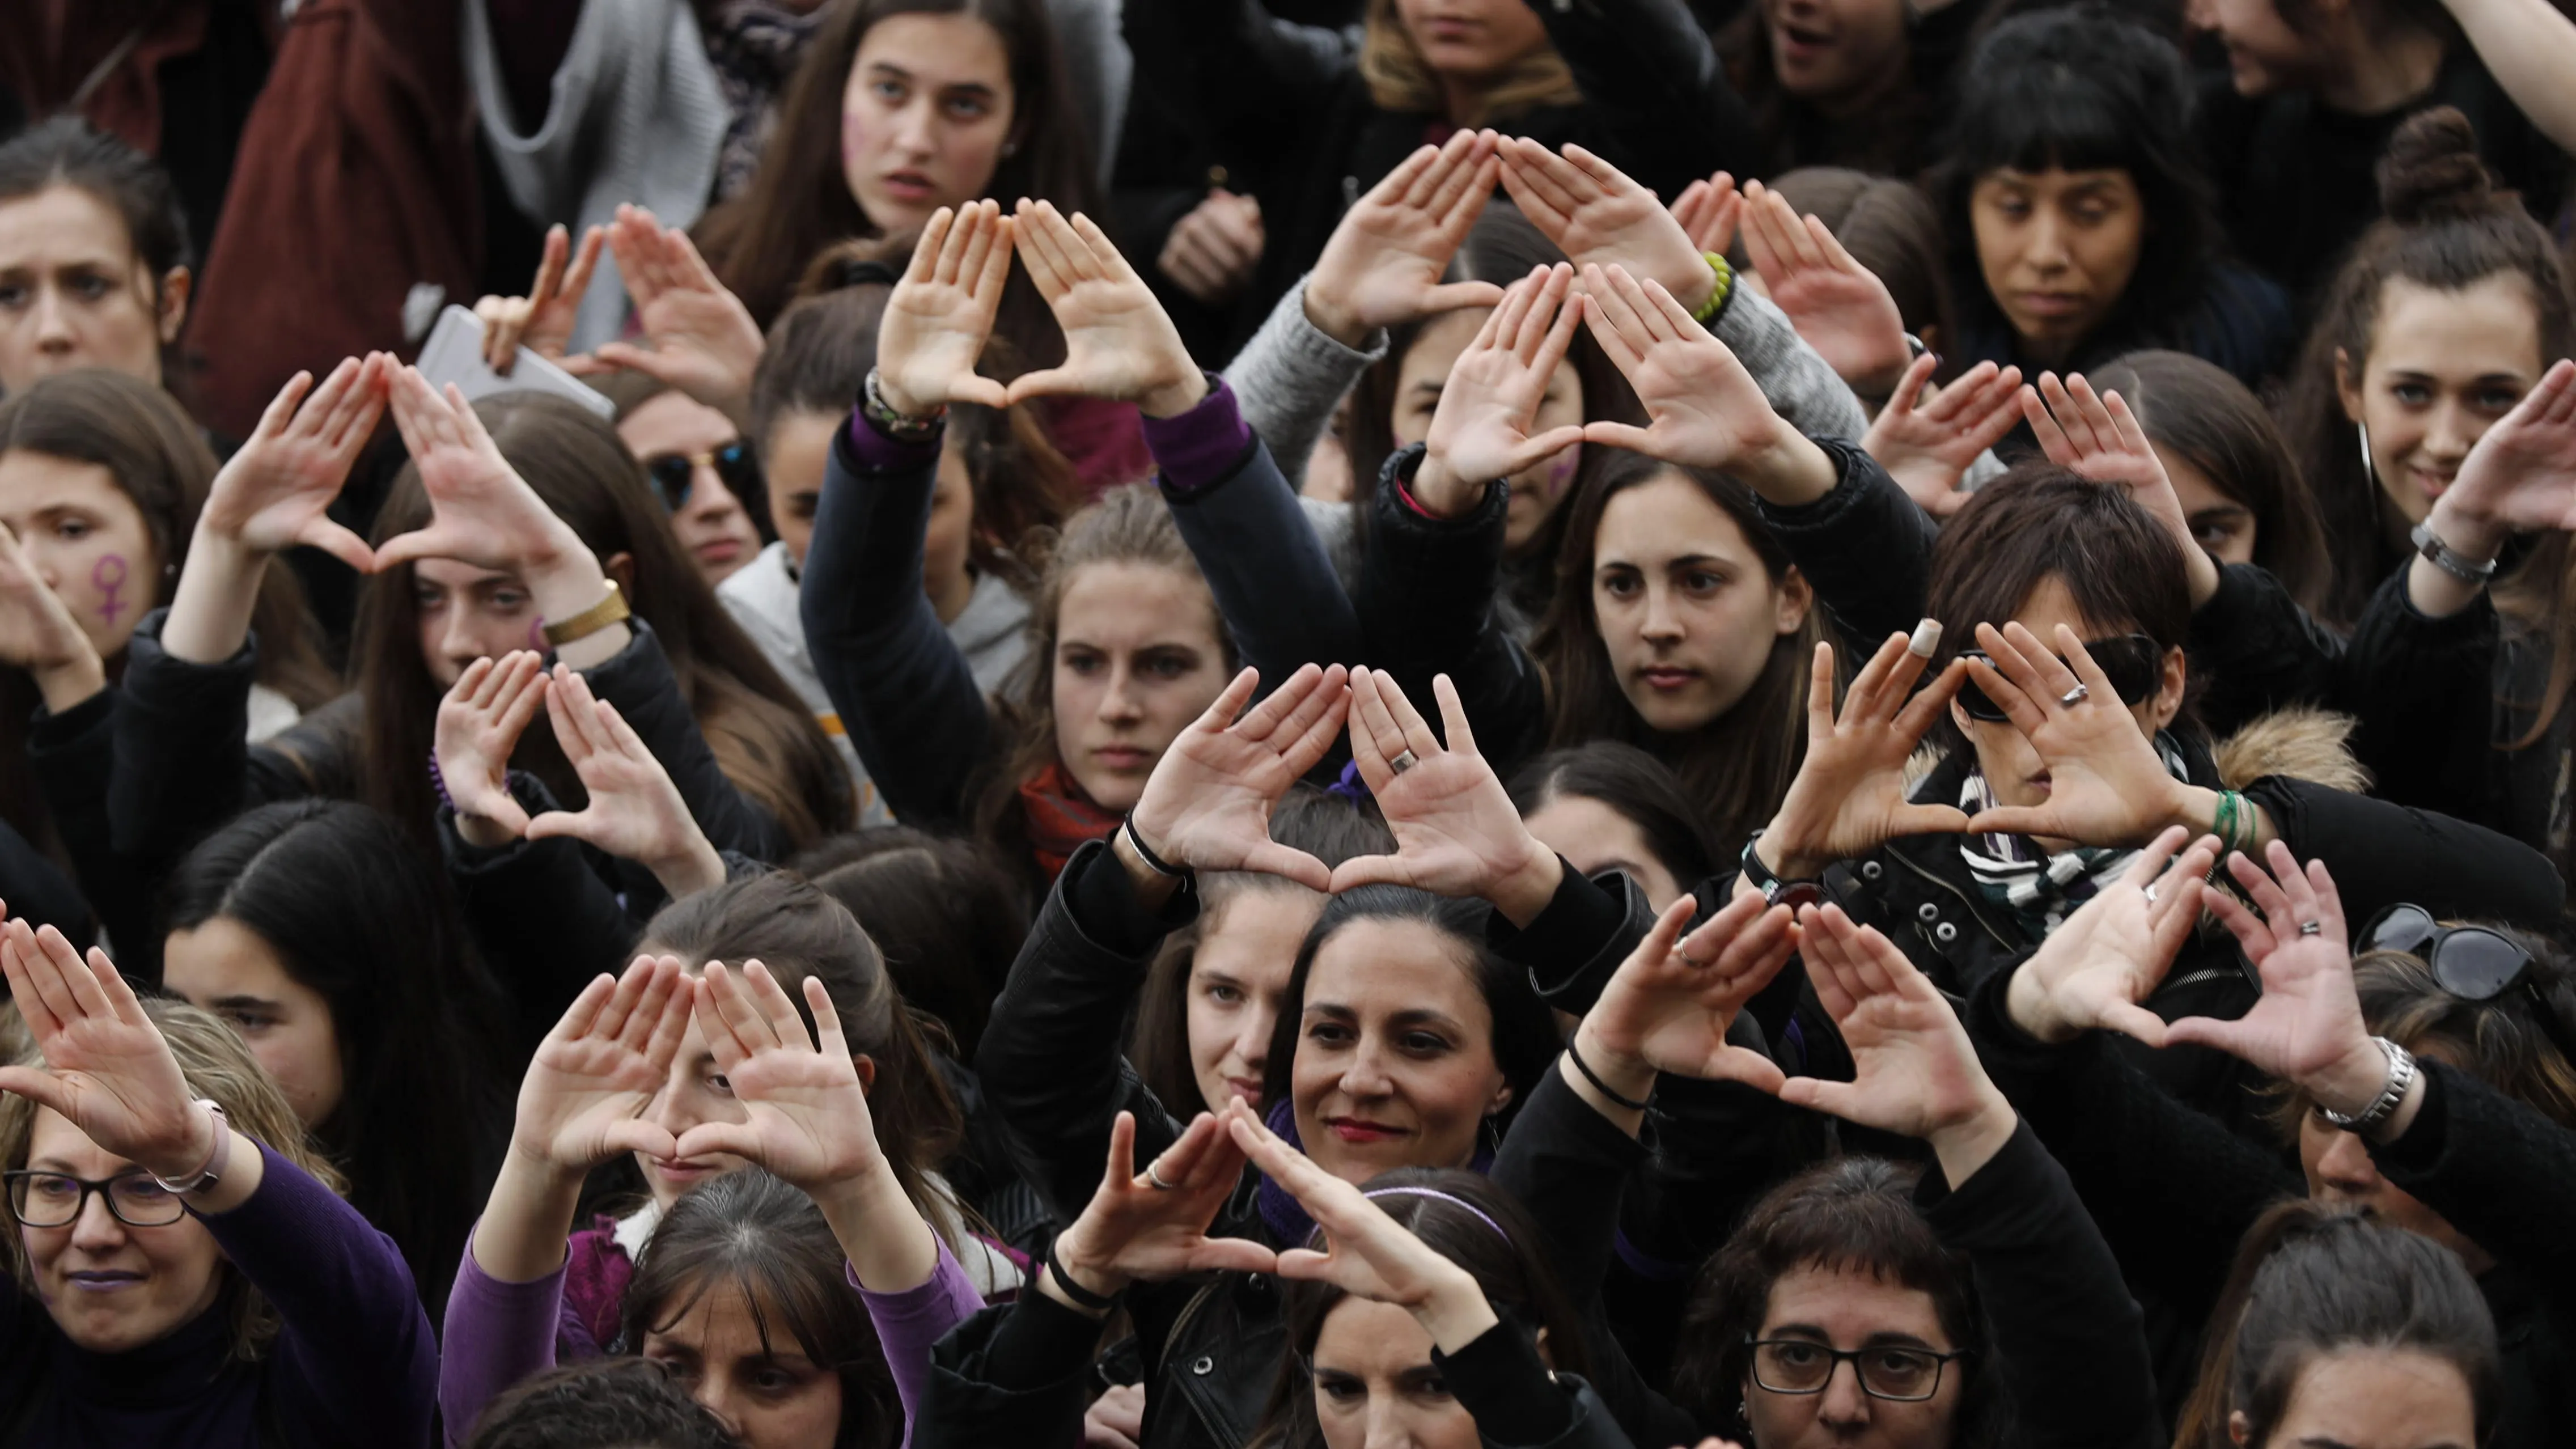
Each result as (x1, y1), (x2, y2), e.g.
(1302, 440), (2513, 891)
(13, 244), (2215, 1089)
(1739, 830), (1824, 910)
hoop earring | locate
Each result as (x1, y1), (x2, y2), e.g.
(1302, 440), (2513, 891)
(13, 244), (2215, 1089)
(2357, 420), (2377, 486)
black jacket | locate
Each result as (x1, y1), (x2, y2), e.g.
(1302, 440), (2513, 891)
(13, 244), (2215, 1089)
(1966, 967), (2576, 1448)
(1124, 0), (1762, 345)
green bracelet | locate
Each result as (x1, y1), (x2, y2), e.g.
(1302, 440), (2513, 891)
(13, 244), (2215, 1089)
(1692, 251), (1736, 328)
(2210, 790), (2252, 861)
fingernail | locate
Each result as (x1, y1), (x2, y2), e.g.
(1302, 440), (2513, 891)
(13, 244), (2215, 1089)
(1909, 620), (1942, 658)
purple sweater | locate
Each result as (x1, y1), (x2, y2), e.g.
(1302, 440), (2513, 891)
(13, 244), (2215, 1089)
(0, 1142), (439, 1448)
(439, 1219), (988, 1447)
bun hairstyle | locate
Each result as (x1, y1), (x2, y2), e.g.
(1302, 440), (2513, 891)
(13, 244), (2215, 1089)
(2174, 1202), (2499, 1449)
(2285, 107), (2576, 625)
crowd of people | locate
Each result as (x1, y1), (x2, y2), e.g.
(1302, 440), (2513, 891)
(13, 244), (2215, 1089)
(4, 0), (2576, 1446)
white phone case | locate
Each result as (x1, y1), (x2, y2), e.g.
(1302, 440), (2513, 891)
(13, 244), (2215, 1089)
(412, 304), (616, 420)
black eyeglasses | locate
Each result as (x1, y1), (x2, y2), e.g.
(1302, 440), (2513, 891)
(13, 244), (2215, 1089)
(1955, 632), (2164, 723)
(643, 442), (761, 514)
(2358, 903), (2576, 1062)
(1747, 1337), (1969, 1402)
(5, 1169), (188, 1228)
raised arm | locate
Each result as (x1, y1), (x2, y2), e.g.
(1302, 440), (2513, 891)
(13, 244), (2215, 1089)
(2439, 0), (2576, 154)
(1523, 0), (1761, 197)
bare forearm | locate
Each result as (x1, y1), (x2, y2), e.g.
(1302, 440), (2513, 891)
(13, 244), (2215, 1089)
(161, 528), (269, 664)
(814, 1166), (940, 1294)
(2444, 0), (2576, 152)
(469, 1148), (586, 1284)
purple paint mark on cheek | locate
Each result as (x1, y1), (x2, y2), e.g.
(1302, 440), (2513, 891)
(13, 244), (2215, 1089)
(91, 553), (129, 625)
(1545, 451), (1580, 501)
(527, 616), (548, 651)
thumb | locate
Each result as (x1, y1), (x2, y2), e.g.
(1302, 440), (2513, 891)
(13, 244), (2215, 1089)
(1708, 1046), (1788, 1095)
(2095, 1001), (2171, 1048)
(522, 810), (594, 844)
(672, 1121), (762, 1164)
(2160, 1015), (2256, 1058)
(0, 1066), (72, 1119)
(587, 341), (677, 380)
(951, 375), (1012, 408)
(1242, 843), (1334, 893)
(1772, 1076), (1863, 1120)
(1960, 806), (2056, 839)
(1327, 854), (1415, 894)
(598, 1119), (679, 1163)
(1889, 804), (1971, 837)
(1421, 281), (1506, 316)
(1005, 367), (1084, 404)
(298, 519), (379, 574)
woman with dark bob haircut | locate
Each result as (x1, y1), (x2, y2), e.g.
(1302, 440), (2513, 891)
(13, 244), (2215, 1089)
(1928, 3), (2294, 388)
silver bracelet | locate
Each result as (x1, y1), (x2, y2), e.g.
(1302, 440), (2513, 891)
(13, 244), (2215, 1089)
(2318, 1036), (2416, 1133)
(2410, 522), (2499, 584)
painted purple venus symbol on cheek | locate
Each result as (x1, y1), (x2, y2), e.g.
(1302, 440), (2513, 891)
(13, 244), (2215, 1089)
(527, 616), (549, 651)
(92, 554), (129, 626)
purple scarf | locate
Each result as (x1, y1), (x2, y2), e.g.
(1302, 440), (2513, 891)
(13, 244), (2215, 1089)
(1252, 1098), (1495, 1247)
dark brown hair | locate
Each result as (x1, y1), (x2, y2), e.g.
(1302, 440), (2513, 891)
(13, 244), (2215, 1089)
(2093, 349), (2333, 613)
(1507, 740), (1726, 889)
(0, 369), (333, 867)
(1736, 168), (1952, 341)
(697, 0), (1103, 345)
(618, 1169), (901, 1449)
(464, 1358), (737, 1449)
(2284, 107), (2575, 626)
(351, 393), (850, 846)
(1531, 451), (1817, 852)
(794, 826), (1032, 1058)
(641, 871), (967, 1232)
(0, 118), (191, 390)
(1673, 1156), (2006, 1445)
(2172, 1202), (2498, 1449)
(1130, 787), (1394, 1117)
(1253, 1168), (1588, 1449)
(2268, 940), (2576, 1136)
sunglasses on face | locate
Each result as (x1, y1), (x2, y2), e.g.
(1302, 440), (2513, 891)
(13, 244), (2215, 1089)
(1954, 632), (2164, 724)
(643, 441), (760, 514)
(2358, 904), (2576, 1061)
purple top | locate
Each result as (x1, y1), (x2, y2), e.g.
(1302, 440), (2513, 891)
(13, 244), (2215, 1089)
(440, 1219), (988, 1448)
(0, 1142), (438, 1448)
(848, 377), (1254, 495)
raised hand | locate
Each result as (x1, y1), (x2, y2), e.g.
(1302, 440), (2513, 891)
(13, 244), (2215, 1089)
(1331, 668), (1562, 926)
(0, 920), (218, 1180)
(874, 201), (1015, 416)
(1413, 262), (1587, 512)
(510, 955), (692, 1172)
(1125, 663), (1352, 888)
(1863, 355), (2024, 518)
(524, 663), (725, 899)
(433, 650), (548, 843)
(1499, 139), (1714, 314)
(377, 367), (573, 574)
(1780, 904), (2019, 1182)
(1303, 129), (1505, 348)
(2437, 357), (2576, 533)
(672, 961), (881, 1190)
(1577, 262), (1834, 505)
(1740, 181), (1910, 397)
(0, 523), (104, 709)
(1956, 621), (2191, 846)
(198, 354), (388, 571)
(474, 223), (605, 372)
(578, 205), (766, 416)
(1225, 1100), (1498, 1349)
(1578, 891), (1797, 1105)
(2002, 827), (2215, 1045)
(2022, 372), (2218, 605)
(1755, 629), (1971, 881)
(1008, 200), (1206, 418)
(2168, 845), (2388, 1110)
(1668, 170), (1743, 256)
(1049, 1111), (1280, 1300)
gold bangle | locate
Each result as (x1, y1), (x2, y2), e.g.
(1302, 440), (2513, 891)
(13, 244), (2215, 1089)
(541, 579), (631, 648)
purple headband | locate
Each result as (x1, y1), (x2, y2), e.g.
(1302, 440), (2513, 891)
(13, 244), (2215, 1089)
(1363, 1186), (1510, 1245)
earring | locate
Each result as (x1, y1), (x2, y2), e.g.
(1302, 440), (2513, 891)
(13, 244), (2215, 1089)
(2357, 420), (2377, 486)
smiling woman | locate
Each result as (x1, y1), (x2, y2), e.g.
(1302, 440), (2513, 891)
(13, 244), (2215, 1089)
(1929, 3), (2293, 388)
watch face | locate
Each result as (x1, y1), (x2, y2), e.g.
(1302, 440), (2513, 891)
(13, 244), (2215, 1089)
(1770, 882), (1824, 912)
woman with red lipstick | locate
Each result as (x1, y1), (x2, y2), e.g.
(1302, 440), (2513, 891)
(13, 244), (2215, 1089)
(1928, 6), (2294, 390)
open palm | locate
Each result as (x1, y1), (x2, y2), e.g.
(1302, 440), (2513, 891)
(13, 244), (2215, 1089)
(0, 921), (211, 1170)
(1579, 264), (1786, 471)
(202, 354), (388, 570)
(2006, 828), (2212, 1045)
(1308, 129), (1503, 337)
(1007, 201), (1200, 414)
(1421, 263), (1586, 490)
(674, 963), (882, 1193)
(1587, 892), (1794, 1089)
(1764, 633), (1971, 877)
(1499, 139), (1709, 309)
(2168, 845), (2372, 1086)
(578, 206), (764, 412)
(0, 525), (99, 675)
(1741, 183), (1908, 393)
(1057, 1111), (1278, 1289)
(515, 956), (690, 1170)
(1227, 1101), (1461, 1310)
(2448, 359), (2576, 531)
(1957, 622), (2185, 846)
(1780, 906), (1993, 1141)
(1331, 670), (1544, 901)
(376, 367), (565, 573)
(1128, 663), (1350, 886)
(434, 651), (546, 834)
(523, 665), (711, 880)
(1864, 356), (2023, 517)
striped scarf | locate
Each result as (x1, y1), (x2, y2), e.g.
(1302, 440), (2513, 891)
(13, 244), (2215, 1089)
(1956, 734), (2191, 938)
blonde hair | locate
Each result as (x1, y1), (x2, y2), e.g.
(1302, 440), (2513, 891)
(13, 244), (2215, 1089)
(1358, 0), (1580, 124)
(1, 997), (345, 1363)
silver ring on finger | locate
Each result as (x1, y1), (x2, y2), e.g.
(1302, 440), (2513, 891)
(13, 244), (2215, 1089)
(1389, 749), (1418, 775)
(2058, 684), (2091, 707)
(1144, 1160), (1180, 1191)
(2297, 920), (2324, 938)
(2143, 883), (2159, 904)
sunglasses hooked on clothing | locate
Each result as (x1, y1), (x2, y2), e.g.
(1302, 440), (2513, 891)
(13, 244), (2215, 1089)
(1954, 632), (2165, 724)
(2357, 903), (2576, 1062)
(643, 441), (761, 515)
